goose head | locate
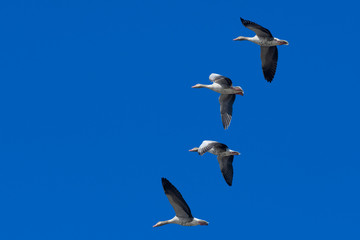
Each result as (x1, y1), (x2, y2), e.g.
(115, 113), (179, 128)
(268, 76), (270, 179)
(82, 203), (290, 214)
(191, 84), (206, 88)
(153, 221), (168, 228)
(189, 147), (199, 152)
(232, 86), (244, 95)
(229, 150), (241, 155)
(197, 220), (209, 226)
(233, 36), (248, 41)
(275, 38), (289, 45)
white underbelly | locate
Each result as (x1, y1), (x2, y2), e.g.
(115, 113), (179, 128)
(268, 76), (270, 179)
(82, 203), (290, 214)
(250, 36), (277, 47)
(209, 84), (236, 94)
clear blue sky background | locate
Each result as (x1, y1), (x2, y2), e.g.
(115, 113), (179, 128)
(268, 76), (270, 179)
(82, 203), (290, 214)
(0, 0), (359, 239)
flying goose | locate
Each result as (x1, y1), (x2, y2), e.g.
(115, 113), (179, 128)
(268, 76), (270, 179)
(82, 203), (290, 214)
(234, 17), (289, 82)
(189, 140), (240, 186)
(153, 178), (209, 227)
(192, 73), (244, 129)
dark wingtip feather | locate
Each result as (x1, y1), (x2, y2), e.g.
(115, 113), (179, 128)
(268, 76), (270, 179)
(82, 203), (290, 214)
(240, 17), (248, 25)
(161, 178), (174, 194)
(265, 76), (273, 83)
(263, 65), (276, 83)
(224, 175), (233, 186)
(240, 17), (253, 27)
(224, 174), (233, 186)
(240, 17), (247, 23)
(161, 177), (169, 186)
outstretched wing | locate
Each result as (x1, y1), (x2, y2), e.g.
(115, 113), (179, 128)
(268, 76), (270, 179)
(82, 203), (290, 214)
(217, 155), (234, 186)
(198, 140), (219, 156)
(240, 18), (273, 38)
(162, 178), (193, 219)
(219, 94), (236, 130)
(260, 46), (278, 82)
(209, 73), (232, 88)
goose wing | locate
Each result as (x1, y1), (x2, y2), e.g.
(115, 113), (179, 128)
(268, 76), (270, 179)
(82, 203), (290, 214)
(219, 94), (236, 130)
(240, 18), (273, 38)
(198, 140), (219, 155)
(217, 155), (234, 186)
(162, 178), (193, 219)
(209, 73), (232, 88)
(260, 46), (278, 82)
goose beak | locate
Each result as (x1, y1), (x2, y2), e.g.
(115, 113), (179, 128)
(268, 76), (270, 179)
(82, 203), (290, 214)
(199, 221), (209, 226)
(189, 148), (198, 152)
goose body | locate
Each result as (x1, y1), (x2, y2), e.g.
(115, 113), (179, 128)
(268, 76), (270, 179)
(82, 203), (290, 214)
(237, 35), (284, 47)
(192, 73), (244, 129)
(154, 216), (208, 227)
(153, 178), (209, 228)
(189, 140), (241, 186)
(234, 18), (288, 82)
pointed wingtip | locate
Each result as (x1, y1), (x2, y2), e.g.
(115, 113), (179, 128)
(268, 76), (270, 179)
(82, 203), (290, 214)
(226, 179), (233, 186)
(265, 76), (273, 83)
(161, 178), (168, 184)
(222, 116), (231, 130)
(263, 70), (275, 83)
(161, 178), (173, 192)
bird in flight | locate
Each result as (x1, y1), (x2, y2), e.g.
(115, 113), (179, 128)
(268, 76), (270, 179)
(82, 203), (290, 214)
(234, 17), (289, 83)
(192, 73), (244, 129)
(189, 140), (241, 186)
(153, 178), (209, 227)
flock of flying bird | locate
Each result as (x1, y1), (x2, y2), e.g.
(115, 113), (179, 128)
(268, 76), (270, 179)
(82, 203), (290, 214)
(153, 17), (289, 228)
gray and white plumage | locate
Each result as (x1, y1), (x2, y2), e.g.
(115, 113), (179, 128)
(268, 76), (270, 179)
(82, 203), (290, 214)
(153, 178), (209, 227)
(190, 141), (240, 186)
(234, 18), (288, 83)
(192, 73), (244, 130)
(209, 73), (233, 88)
(219, 94), (235, 130)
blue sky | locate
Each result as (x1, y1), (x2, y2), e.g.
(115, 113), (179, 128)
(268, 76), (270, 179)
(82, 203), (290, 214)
(0, 0), (359, 239)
